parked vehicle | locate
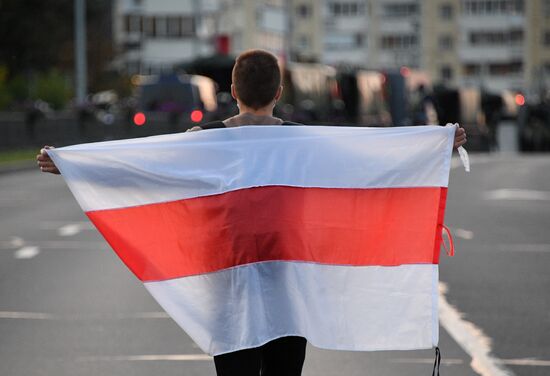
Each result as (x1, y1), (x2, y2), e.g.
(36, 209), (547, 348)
(130, 74), (218, 129)
(278, 62), (339, 124)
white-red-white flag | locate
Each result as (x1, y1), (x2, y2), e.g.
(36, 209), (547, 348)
(49, 125), (455, 356)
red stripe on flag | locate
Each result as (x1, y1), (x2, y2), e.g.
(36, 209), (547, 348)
(87, 186), (447, 281)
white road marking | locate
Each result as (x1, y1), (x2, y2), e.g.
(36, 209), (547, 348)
(501, 359), (550, 367)
(454, 228), (474, 240)
(439, 282), (515, 376)
(0, 311), (169, 320)
(0, 240), (107, 250)
(14, 246), (40, 259)
(77, 354), (212, 362)
(391, 358), (464, 365)
(58, 224), (82, 237)
(458, 244), (550, 253)
(0, 311), (55, 319)
(483, 189), (550, 201)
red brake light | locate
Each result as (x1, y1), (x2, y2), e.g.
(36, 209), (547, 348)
(515, 94), (525, 106)
(191, 110), (203, 123)
(133, 112), (146, 126)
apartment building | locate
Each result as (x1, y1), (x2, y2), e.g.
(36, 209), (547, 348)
(320, 1), (369, 65)
(422, 0), (550, 93)
(289, 1), (323, 62)
(367, 1), (422, 69)
(113, 0), (290, 74)
(113, 0), (221, 74)
(112, 0), (550, 92)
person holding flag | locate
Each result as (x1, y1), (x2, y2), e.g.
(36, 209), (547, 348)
(37, 49), (467, 376)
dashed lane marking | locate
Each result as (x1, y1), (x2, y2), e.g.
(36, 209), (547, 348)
(483, 189), (550, 201)
(55, 222), (94, 236)
(501, 359), (550, 367)
(390, 357), (550, 367)
(0, 311), (55, 319)
(77, 354), (212, 362)
(454, 228), (474, 240)
(391, 358), (464, 365)
(14, 246), (40, 259)
(58, 224), (83, 236)
(0, 240), (107, 250)
(454, 243), (550, 253)
(0, 311), (169, 320)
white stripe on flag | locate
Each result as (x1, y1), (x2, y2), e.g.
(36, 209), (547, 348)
(48, 125), (455, 211)
(145, 261), (439, 356)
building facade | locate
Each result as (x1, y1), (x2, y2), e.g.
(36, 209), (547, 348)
(112, 0), (550, 93)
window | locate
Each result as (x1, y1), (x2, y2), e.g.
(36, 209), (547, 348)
(380, 34), (418, 49)
(325, 33), (362, 50)
(356, 33), (365, 47)
(296, 4), (311, 18)
(298, 34), (310, 49)
(382, 2), (419, 18)
(144, 17), (156, 37)
(167, 16), (181, 38)
(462, 1), (524, 16)
(488, 61), (522, 75)
(155, 17), (167, 37)
(125, 14), (142, 33)
(142, 16), (194, 39)
(469, 29), (523, 45)
(440, 4), (454, 19)
(439, 35), (453, 50)
(328, 2), (366, 17)
(544, 31), (550, 46)
(181, 17), (195, 36)
(464, 63), (481, 76)
(544, 0), (550, 17)
(441, 66), (453, 80)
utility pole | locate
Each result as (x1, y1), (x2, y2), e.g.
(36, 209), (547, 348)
(74, 0), (87, 105)
(193, 0), (201, 57)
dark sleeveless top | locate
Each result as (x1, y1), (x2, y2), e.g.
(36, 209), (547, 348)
(200, 120), (301, 130)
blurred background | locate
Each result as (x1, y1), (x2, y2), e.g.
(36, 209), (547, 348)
(0, 0), (549, 154)
(1, 2), (550, 376)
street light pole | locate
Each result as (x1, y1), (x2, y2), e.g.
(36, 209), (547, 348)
(74, 0), (87, 105)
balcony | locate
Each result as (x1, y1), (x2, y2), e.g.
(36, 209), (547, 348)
(459, 14), (524, 30)
(458, 44), (524, 62)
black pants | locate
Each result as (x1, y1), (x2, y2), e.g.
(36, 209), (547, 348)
(213, 336), (307, 376)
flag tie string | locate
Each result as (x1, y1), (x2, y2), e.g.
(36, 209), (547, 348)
(432, 347), (441, 376)
(441, 225), (455, 256)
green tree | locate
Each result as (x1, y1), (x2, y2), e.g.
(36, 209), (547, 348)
(33, 70), (73, 110)
(0, 0), (114, 95)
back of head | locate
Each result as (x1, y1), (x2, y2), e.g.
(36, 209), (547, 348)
(232, 49), (281, 110)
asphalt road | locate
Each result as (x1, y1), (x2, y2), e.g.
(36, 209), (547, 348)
(1, 153), (549, 376)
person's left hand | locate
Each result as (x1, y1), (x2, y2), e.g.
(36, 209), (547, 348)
(454, 127), (467, 149)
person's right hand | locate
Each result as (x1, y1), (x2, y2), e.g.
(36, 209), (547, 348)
(36, 146), (60, 174)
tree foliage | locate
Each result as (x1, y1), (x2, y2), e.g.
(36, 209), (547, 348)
(0, 0), (114, 108)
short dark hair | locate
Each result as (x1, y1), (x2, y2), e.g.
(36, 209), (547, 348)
(232, 49), (281, 110)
